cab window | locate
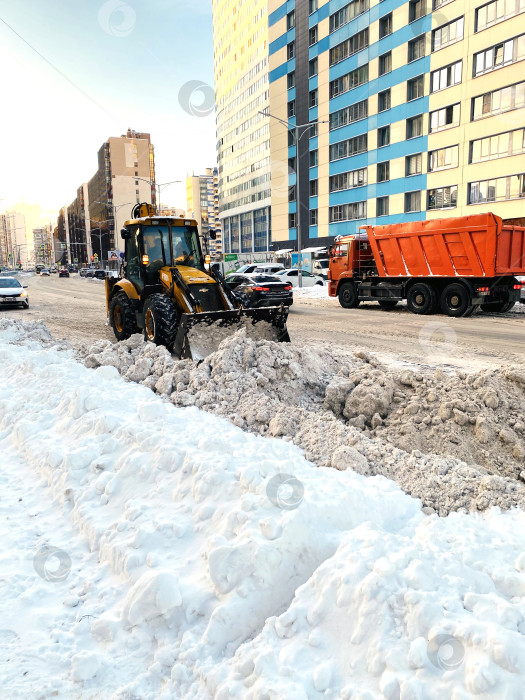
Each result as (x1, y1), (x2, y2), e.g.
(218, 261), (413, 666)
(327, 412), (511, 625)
(334, 243), (349, 257)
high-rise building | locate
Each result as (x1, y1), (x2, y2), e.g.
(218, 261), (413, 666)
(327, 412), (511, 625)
(0, 211), (30, 268)
(268, 0), (525, 249)
(186, 167), (222, 257)
(212, 0), (272, 254)
(33, 225), (54, 267)
(61, 129), (156, 267)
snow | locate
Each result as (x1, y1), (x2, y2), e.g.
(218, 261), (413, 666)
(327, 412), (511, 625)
(1, 319), (525, 698)
(293, 285), (336, 300)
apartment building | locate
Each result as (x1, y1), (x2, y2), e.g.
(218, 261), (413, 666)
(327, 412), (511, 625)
(268, 0), (525, 249)
(0, 211), (30, 268)
(186, 167), (222, 257)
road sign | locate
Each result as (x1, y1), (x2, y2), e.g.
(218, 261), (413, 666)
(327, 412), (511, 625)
(224, 254), (238, 262)
(60, 243), (67, 250)
(74, 258), (78, 263)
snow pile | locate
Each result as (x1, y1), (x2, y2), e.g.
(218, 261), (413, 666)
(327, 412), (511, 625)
(80, 331), (525, 516)
(293, 284), (331, 299)
(2, 319), (525, 698)
(0, 317), (70, 350)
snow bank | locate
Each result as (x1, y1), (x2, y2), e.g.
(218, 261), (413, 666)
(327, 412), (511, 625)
(293, 285), (332, 300)
(2, 319), (525, 698)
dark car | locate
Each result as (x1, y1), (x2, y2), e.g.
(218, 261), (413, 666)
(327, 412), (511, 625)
(226, 273), (293, 308)
(59, 269), (70, 278)
(94, 270), (106, 280)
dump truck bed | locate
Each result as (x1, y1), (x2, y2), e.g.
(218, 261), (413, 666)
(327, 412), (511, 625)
(360, 213), (525, 279)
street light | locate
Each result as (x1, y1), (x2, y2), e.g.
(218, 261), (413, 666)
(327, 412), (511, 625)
(259, 109), (327, 288)
(135, 178), (181, 211)
(94, 201), (133, 238)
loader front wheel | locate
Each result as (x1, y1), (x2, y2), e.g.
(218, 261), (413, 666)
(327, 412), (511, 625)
(143, 294), (178, 351)
(109, 292), (138, 341)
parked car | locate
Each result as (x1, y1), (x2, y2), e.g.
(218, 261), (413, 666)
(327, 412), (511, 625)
(226, 264), (260, 277)
(226, 273), (293, 308)
(94, 270), (106, 280)
(59, 269), (70, 278)
(49, 267), (57, 274)
(0, 276), (29, 308)
(39, 269), (50, 276)
(254, 263), (285, 275)
(79, 268), (89, 277)
(275, 269), (324, 287)
(85, 269), (95, 278)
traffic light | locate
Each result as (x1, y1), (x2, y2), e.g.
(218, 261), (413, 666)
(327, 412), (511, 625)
(91, 255), (94, 261)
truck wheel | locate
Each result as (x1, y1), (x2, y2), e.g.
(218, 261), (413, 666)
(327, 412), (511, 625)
(143, 293), (178, 351)
(109, 292), (138, 341)
(440, 283), (473, 317)
(480, 299), (515, 313)
(376, 282), (398, 310)
(338, 282), (360, 309)
(407, 283), (436, 315)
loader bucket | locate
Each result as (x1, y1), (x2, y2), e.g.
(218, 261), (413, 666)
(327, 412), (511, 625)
(173, 306), (290, 360)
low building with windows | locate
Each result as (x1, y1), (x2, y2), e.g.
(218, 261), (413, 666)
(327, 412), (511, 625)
(268, 0), (525, 250)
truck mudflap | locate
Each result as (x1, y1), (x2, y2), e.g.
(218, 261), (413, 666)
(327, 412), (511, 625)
(173, 305), (290, 360)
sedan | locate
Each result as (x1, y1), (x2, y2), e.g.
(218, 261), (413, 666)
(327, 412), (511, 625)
(94, 270), (106, 280)
(40, 269), (50, 276)
(0, 277), (29, 308)
(227, 273), (293, 308)
(59, 269), (70, 278)
(275, 269), (325, 287)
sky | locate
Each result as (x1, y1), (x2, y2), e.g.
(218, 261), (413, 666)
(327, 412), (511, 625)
(0, 0), (216, 234)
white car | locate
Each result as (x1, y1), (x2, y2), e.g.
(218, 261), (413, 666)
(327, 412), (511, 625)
(275, 269), (324, 287)
(40, 269), (50, 276)
(254, 263), (285, 275)
(0, 276), (29, 308)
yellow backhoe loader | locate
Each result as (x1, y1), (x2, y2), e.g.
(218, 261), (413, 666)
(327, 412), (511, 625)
(105, 204), (290, 359)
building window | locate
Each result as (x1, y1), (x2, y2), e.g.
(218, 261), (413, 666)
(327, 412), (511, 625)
(289, 185), (296, 202)
(406, 153), (423, 175)
(330, 0), (369, 33)
(428, 186), (458, 209)
(378, 89), (391, 112)
(309, 123), (318, 138)
(288, 130), (297, 146)
(287, 10), (295, 30)
(378, 126), (390, 147)
(476, 0), (525, 32)
(310, 209), (318, 226)
(329, 168), (367, 192)
(407, 75), (425, 101)
(377, 196), (389, 217)
(288, 100), (296, 118)
(330, 99), (368, 129)
(288, 156), (296, 172)
(309, 89), (318, 107)
(330, 66), (368, 98)
(309, 25), (318, 46)
(409, 0), (426, 22)
(379, 13), (393, 38)
(310, 179), (318, 196)
(329, 201), (367, 222)
(472, 81), (525, 120)
(310, 150), (319, 167)
(474, 34), (525, 77)
(309, 0), (318, 13)
(329, 134), (368, 161)
(408, 35), (426, 62)
(377, 161), (390, 182)
(289, 213), (297, 229)
(469, 174), (525, 204)
(431, 61), (462, 92)
(405, 191), (421, 212)
(379, 51), (392, 76)
(287, 42), (295, 60)
(429, 145), (459, 171)
(429, 103), (461, 132)
(432, 17), (464, 51)
(471, 128), (525, 163)
(407, 115), (423, 139)
(329, 28), (369, 65)
(287, 71), (295, 89)
(309, 57), (318, 77)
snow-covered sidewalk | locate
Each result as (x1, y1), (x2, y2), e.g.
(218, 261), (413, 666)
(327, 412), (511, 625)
(1, 320), (525, 698)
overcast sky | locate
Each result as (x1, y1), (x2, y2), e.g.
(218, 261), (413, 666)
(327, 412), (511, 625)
(0, 0), (216, 230)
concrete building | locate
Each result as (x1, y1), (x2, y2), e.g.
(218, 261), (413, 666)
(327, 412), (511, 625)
(186, 167), (222, 257)
(212, 0), (272, 254)
(33, 225), (54, 267)
(268, 0), (525, 250)
(61, 129), (156, 267)
(0, 211), (30, 268)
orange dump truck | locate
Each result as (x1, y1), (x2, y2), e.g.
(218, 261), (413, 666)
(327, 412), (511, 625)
(328, 213), (525, 317)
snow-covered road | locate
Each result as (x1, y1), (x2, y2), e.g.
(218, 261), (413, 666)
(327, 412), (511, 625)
(1, 319), (525, 698)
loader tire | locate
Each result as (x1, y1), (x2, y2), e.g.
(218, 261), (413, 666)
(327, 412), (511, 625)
(109, 292), (138, 341)
(338, 282), (360, 309)
(143, 293), (178, 351)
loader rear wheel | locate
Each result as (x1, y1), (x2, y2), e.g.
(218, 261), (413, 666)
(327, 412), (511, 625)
(109, 292), (138, 341)
(440, 283), (473, 317)
(142, 293), (178, 351)
(338, 282), (360, 309)
(407, 283), (437, 315)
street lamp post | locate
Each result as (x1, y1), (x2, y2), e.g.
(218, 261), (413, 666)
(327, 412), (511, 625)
(259, 109), (327, 288)
(94, 202), (133, 249)
(135, 178), (181, 211)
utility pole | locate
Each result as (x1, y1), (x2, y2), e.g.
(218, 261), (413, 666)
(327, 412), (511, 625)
(259, 110), (327, 287)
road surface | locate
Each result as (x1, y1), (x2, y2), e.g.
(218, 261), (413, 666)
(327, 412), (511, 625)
(2, 273), (524, 366)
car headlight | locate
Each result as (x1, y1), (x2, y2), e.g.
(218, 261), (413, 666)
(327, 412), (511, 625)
(20, 291), (27, 297)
